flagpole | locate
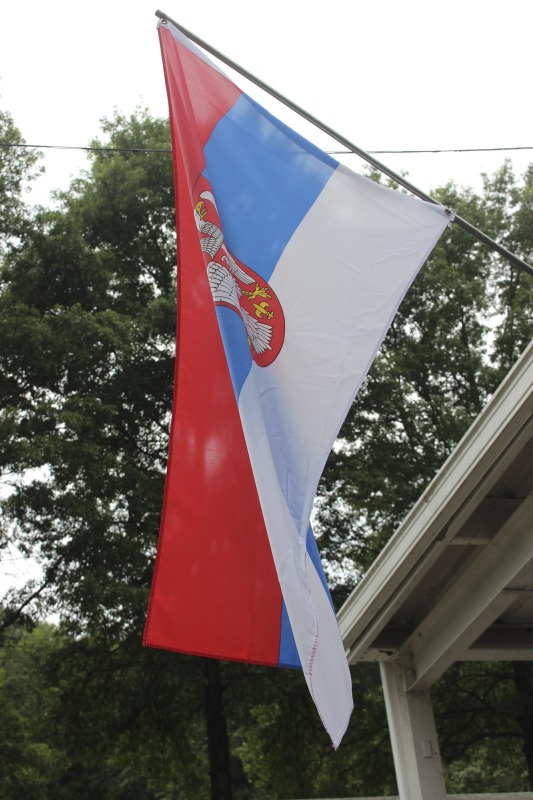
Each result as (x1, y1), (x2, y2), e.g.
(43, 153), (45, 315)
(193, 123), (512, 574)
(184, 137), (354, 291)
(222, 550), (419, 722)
(155, 10), (533, 279)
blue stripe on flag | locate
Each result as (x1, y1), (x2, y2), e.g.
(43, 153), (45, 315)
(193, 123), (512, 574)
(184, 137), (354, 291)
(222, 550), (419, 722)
(306, 525), (335, 611)
(205, 93), (338, 671)
(215, 306), (252, 397)
(278, 526), (334, 669)
(279, 600), (301, 668)
(203, 94), (337, 282)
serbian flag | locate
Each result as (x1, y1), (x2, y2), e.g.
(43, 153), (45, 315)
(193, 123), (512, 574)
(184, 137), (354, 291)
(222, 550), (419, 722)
(144, 19), (452, 747)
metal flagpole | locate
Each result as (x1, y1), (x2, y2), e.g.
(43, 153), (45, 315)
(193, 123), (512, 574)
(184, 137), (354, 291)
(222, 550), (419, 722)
(155, 10), (533, 279)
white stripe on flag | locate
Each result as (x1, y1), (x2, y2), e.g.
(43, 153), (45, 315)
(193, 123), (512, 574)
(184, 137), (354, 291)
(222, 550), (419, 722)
(238, 164), (450, 743)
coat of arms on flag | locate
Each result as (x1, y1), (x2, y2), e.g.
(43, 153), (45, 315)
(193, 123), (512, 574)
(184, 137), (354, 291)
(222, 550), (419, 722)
(194, 176), (285, 366)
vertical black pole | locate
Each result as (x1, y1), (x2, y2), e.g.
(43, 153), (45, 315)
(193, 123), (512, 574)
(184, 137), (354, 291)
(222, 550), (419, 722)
(203, 658), (233, 800)
(513, 662), (533, 788)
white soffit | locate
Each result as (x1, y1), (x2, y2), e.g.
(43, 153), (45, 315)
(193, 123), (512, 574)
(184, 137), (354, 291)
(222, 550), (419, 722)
(338, 340), (533, 685)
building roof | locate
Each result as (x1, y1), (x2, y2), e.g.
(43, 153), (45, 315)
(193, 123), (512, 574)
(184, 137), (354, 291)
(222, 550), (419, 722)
(337, 341), (533, 691)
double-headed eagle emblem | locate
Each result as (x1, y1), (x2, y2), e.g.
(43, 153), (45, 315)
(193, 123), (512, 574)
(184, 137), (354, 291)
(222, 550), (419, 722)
(194, 186), (284, 367)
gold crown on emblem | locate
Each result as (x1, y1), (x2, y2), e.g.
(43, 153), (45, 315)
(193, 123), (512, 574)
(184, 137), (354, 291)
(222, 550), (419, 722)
(195, 200), (207, 220)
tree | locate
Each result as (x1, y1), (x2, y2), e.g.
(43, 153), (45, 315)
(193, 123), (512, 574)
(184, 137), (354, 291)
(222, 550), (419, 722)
(230, 662), (396, 798)
(0, 109), (42, 253)
(0, 621), (66, 799)
(435, 661), (531, 793)
(0, 109), (44, 626)
(1, 102), (532, 796)
(1, 109), (176, 634)
(0, 108), (251, 799)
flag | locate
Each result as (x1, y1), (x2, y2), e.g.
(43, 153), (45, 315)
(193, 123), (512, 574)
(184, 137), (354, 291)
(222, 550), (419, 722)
(144, 19), (452, 747)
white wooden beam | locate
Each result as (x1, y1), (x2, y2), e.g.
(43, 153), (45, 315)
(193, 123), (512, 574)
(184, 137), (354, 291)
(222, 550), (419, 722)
(380, 660), (447, 800)
(354, 626), (533, 662)
(460, 626), (533, 660)
(400, 493), (533, 691)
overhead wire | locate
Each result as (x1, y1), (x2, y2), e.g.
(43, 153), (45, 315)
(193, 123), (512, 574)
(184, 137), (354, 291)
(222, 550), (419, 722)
(2, 140), (531, 275)
(1, 142), (533, 156)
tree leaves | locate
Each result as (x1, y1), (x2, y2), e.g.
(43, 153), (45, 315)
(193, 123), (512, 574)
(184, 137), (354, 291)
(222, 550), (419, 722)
(1, 107), (532, 796)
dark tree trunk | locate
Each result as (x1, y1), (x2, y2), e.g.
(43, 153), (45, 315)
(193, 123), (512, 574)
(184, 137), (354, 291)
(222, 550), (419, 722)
(513, 661), (533, 788)
(203, 657), (233, 800)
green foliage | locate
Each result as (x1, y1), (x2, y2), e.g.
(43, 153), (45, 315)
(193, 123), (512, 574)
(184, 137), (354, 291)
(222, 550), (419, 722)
(1, 105), (532, 797)
(0, 622), (66, 799)
(0, 620), (211, 799)
(230, 663), (396, 798)
(1, 109), (176, 634)
(0, 109), (42, 252)
(435, 662), (531, 792)
(46, 634), (211, 799)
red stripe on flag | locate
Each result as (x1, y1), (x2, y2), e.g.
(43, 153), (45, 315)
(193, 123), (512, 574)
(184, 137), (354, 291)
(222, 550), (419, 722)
(158, 26), (241, 187)
(145, 30), (282, 664)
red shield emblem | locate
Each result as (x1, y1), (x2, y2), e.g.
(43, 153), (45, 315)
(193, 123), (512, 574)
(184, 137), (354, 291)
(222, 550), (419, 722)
(194, 177), (285, 367)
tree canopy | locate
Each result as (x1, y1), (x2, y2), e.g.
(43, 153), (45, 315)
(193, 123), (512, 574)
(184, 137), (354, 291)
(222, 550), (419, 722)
(1, 106), (532, 798)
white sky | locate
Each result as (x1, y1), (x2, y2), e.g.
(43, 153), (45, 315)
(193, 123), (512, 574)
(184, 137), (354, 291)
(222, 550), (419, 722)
(1, 0), (533, 207)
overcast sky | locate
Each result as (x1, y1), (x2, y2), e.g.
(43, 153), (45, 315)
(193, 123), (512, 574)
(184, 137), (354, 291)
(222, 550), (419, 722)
(2, 0), (533, 206)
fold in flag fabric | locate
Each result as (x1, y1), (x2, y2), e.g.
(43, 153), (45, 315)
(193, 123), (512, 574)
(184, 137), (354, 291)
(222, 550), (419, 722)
(144, 19), (453, 747)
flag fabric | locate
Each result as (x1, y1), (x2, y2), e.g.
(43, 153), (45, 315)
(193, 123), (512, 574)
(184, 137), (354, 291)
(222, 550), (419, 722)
(144, 19), (453, 747)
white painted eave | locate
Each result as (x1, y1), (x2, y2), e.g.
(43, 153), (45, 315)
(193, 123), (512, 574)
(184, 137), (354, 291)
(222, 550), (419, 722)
(338, 340), (533, 671)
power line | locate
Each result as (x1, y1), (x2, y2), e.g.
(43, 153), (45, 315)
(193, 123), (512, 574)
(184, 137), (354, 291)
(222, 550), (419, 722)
(333, 145), (533, 155)
(0, 143), (171, 154)
(1, 141), (531, 276)
(1, 142), (533, 156)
